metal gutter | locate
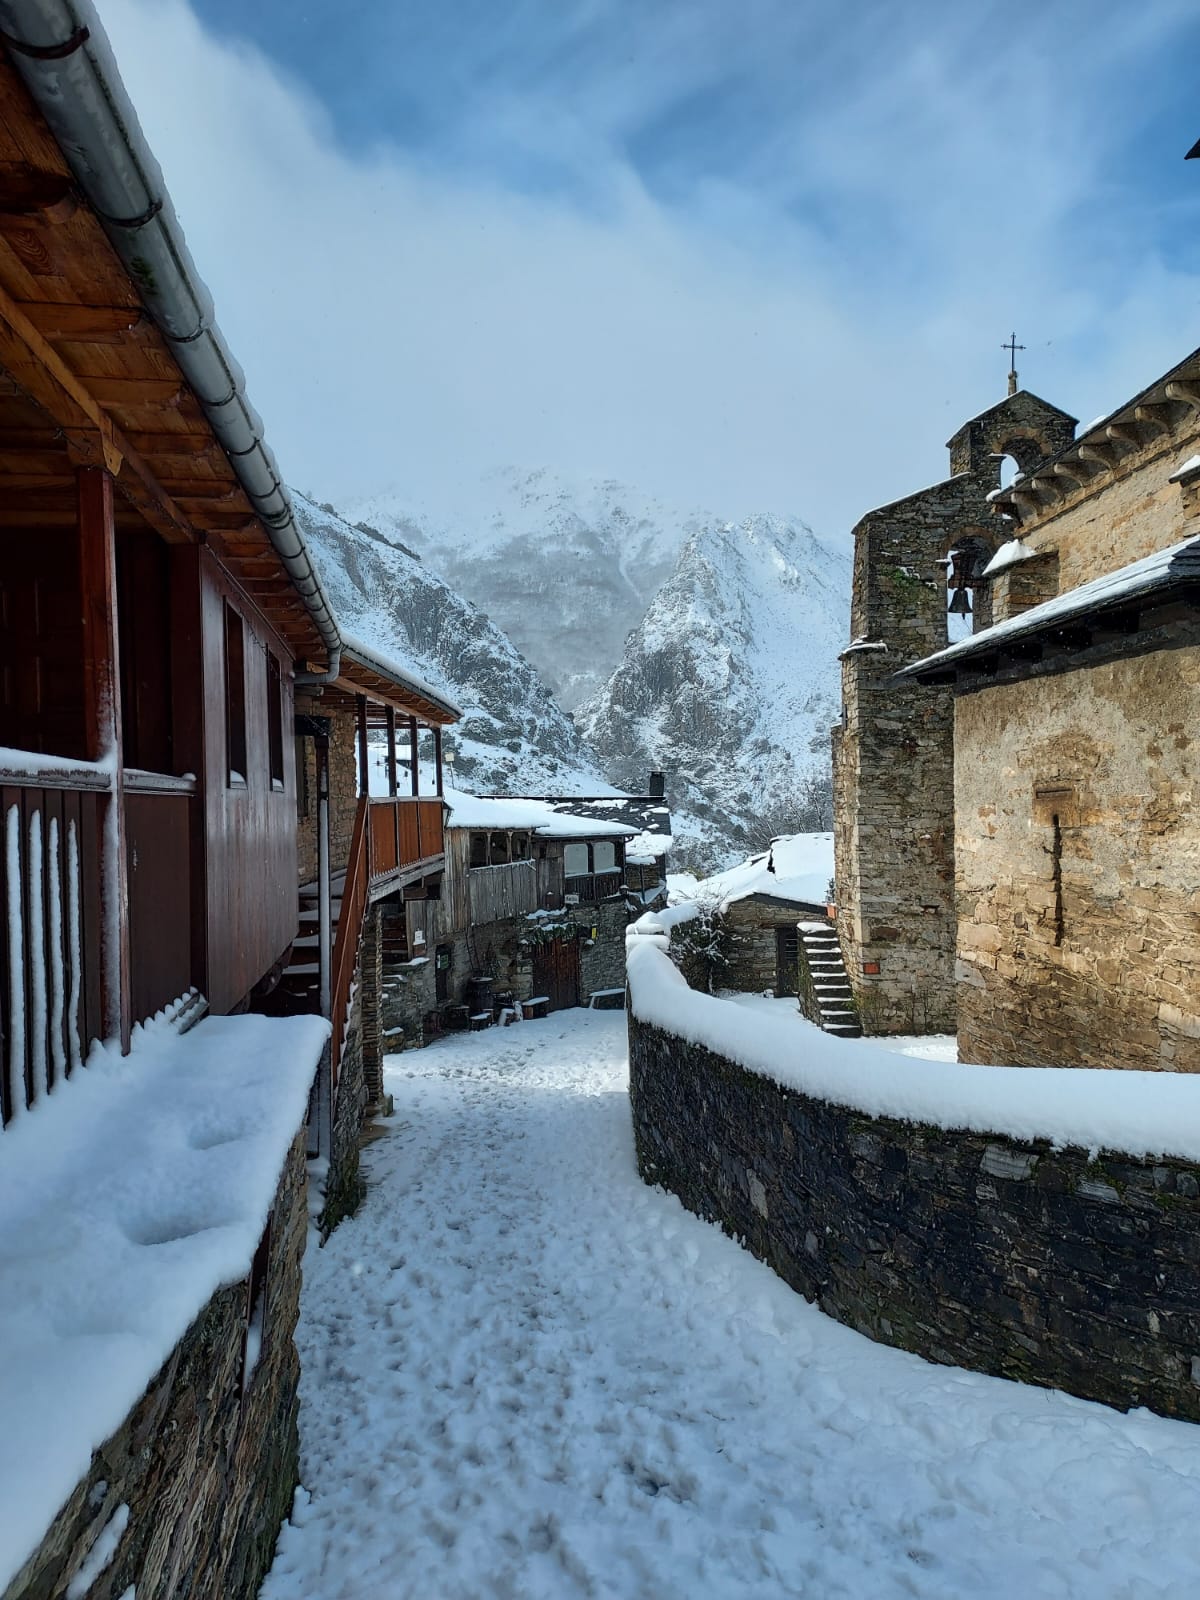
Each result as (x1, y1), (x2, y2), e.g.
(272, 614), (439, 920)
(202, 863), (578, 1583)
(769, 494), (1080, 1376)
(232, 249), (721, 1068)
(0, 0), (343, 676)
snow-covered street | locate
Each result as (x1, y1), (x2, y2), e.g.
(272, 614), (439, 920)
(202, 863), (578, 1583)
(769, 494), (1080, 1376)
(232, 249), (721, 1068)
(261, 1012), (1200, 1600)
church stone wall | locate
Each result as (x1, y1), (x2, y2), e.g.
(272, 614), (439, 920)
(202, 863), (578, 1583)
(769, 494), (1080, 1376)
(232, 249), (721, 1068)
(955, 646), (1200, 1071)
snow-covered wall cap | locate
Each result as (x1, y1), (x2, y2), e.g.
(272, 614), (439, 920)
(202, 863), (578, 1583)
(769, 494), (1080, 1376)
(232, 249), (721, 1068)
(627, 940), (1200, 1162)
(981, 539), (1039, 578)
(340, 631), (462, 721)
(0, 1008), (328, 1594)
(0, 0), (342, 669)
(1169, 454), (1200, 485)
(899, 533), (1200, 680)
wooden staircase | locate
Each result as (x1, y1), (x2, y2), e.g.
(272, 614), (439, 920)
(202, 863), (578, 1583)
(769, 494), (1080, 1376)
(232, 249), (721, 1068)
(799, 922), (863, 1038)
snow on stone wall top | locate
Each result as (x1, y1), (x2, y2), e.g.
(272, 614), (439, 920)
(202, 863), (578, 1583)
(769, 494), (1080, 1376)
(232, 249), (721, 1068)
(627, 940), (1200, 1162)
(0, 1010), (328, 1593)
(685, 832), (834, 911)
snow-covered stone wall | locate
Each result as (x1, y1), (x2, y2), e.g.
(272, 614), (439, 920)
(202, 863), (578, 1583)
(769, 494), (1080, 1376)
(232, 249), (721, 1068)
(628, 963), (1200, 1422)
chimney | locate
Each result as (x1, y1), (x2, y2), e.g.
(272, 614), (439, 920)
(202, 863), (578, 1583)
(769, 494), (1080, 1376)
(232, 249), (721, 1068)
(648, 771), (665, 798)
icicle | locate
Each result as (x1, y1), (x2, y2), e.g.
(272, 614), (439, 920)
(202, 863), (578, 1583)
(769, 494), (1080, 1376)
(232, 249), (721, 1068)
(5, 804), (25, 1122)
(27, 810), (47, 1104)
(67, 819), (82, 1073)
(47, 815), (66, 1091)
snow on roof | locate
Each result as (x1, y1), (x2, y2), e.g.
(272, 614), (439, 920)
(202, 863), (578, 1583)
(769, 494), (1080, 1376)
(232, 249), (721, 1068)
(0, 1009), (327, 1592)
(685, 833), (834, 911)
(445, 790), (639, 839)
(981, 539), (1038, 578)
(900, 534), (1200, 679)
(341, 631), (462, 720)
(627, 941), (1200, 1162)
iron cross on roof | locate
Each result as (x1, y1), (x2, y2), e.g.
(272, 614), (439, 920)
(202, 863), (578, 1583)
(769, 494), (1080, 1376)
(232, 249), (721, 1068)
(1003, 332), (1025, 375)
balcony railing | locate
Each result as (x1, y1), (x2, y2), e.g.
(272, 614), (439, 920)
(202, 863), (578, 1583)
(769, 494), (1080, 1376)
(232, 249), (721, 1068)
(368, 796), (445, 885)
(564, 871), (623, 904)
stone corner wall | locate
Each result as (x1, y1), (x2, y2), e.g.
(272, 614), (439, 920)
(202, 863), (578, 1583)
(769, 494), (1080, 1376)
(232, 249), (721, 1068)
(629, 1005), (1200, 1423)
(324, 983), (367, 1236)
(6, 1131), (309, 1600)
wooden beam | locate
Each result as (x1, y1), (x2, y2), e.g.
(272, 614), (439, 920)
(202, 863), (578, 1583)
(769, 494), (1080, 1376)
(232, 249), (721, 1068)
(434, 726), (444, 798)
(409, 716), (419, 797)
(356, 693), (369, 800)
(77, 466), (132, 1051)
(17, 302), (144, 342)
(87, 377), (183, 409)
(0, 162), (76, 222)
(386, 707), (398, 798)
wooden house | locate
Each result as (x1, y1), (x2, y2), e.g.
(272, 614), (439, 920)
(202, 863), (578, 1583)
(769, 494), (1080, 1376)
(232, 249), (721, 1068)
(0, 7), (456, 1596)
(380, 785), (672, 1045)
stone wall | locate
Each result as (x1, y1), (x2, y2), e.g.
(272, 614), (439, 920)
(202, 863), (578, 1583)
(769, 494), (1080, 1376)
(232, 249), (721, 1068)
(5, 1133), (308, 1600)
(570, 900), (628, 1001)
(834, 388), (1077, 1037)
(629, 1011), (1200, 1423)
(955, 644), (1200, 1071)
(295, 710), (359, 887)
(993, 415), (1200, 619)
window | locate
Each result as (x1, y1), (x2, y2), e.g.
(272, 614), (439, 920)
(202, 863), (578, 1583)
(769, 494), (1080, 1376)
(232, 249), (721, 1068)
(224, 604), (247, 787)
(511, 833), (529, 860)
(489, 831), (510, 864)
(266, 652), (285, 789)
(564, 842), (589, 877)
(592, 840), (616, 873)
(469, 832), (488, 868)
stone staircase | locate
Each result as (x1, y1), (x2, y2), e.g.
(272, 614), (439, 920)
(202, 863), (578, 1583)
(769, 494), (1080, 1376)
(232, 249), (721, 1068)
(798, 921), (862, 1038)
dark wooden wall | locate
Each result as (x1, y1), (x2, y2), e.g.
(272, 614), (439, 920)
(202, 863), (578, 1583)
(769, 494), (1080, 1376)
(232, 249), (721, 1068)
(194, 550), (298, 1013)
(0, 529), (85, 757)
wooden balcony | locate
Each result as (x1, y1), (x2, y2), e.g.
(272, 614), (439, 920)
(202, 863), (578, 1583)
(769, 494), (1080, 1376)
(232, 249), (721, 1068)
(367, 796), (445, 889)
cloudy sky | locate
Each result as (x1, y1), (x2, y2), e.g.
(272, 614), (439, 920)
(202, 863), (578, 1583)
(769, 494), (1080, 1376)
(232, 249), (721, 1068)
(102, 0), (1200, 537)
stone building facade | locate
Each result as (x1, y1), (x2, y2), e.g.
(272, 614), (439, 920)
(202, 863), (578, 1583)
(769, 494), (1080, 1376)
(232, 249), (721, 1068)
(833, 388), (1076, 1035)
(902, 346), (1200, 1070)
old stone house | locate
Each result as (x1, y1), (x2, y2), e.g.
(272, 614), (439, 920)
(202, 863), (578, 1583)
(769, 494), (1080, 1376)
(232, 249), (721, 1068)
(832, 382), (1077, 1035)
(899, 346), (1200, 1071)
(380, 784), (672, 1048)
(0, 7), (459, 1597)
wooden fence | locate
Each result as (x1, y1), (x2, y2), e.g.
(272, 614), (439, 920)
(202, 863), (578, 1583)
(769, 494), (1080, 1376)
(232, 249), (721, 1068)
(467, 858), (537, 926)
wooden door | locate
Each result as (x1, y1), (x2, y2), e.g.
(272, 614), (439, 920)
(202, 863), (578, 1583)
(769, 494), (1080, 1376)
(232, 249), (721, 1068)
(532, 937), (580, 1012)
(775, 926), (799, 997)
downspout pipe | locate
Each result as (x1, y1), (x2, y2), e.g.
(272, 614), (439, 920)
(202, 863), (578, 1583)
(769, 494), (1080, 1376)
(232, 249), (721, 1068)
(0, 0), (343, 676)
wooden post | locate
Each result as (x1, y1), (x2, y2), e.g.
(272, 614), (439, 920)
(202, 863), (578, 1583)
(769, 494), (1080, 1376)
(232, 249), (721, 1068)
(77, 465), (131, 1050)
(408, 717), (419, 797)
(385, 706), (398, 797)
(434, 726), (444, 798)
(356, 693), (369, 799)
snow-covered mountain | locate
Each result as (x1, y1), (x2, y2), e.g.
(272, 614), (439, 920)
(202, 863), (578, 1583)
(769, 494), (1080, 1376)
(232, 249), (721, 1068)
(342, 468), (714, 710)
(575, 515), (850, 870)
(291, 494), (613, 795)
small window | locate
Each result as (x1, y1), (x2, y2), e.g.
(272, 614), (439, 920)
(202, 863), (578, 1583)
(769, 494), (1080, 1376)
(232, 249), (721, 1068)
(224, 604), (247, 787)
(564, 841), (589, 877)
(511, 833), (529, 860)
(470, 832), (488, 868)
(267, 653), (285, 788)
(489, 831), (510, 864)
(593, 840), (616, 873)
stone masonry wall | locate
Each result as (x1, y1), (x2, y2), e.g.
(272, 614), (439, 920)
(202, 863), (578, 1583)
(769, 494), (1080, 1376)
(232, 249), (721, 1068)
(996, 413), (1200, 619)
(5, 1133), (309, 1600)
(630, 1011), (1200, 1423)
(569, 900), (628, 1002)
(295, 711), (359, 887)
(323, 979), (367, 1234)
(955, 645), (1200, 1071)
(835, 389), (1076, 1037)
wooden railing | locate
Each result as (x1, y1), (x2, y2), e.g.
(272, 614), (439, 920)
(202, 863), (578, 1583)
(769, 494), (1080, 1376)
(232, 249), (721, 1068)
(564, 870), (623, 904)
(468, 859), (537, 926)
(330, 795), (369, 1095)
(368, 796), (444, 884)
(1, 776), (106, 1126)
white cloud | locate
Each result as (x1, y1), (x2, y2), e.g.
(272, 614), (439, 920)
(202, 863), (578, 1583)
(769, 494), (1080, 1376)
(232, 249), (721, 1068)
(102, 0), (1200, 535)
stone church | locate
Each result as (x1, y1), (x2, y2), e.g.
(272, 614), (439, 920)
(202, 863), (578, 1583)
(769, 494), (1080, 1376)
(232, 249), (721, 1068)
(835, 343), (1200, 1069)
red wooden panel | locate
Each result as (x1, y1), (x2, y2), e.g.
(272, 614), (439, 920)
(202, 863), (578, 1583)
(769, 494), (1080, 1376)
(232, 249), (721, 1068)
(398, 801), (421, 865)
(127, 791), (193, 1021)
(369, 801), (398, 879)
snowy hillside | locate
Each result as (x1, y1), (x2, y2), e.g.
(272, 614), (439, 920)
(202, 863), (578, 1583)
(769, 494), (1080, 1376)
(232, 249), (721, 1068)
(291, 494), (613, 795)
(576, 515), (850, 869)
(342, 467), (714, 710)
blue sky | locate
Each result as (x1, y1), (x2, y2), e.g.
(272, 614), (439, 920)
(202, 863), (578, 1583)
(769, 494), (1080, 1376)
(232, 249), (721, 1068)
(104, 0), (1200, 533)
